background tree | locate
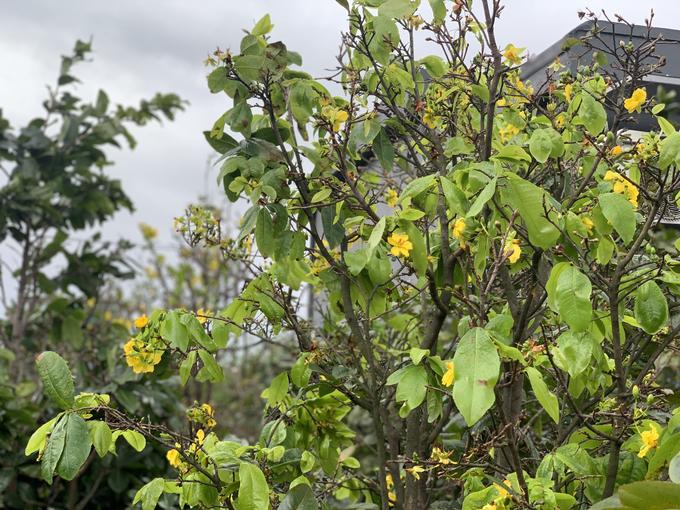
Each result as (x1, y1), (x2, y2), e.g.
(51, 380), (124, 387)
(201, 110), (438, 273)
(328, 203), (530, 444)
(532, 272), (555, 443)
(27, 3), (680, 510)
(0, 40), (186, 509)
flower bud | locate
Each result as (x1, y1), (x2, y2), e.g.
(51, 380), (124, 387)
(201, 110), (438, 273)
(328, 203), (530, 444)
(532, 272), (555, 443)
(633, 385), (639, 399)
(647, 394), (654, 405)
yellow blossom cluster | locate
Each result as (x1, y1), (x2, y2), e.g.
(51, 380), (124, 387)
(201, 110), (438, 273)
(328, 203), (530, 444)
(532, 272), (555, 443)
(441, 362), (454, 387)
(385, 188), (399, 208)
(499, 124), (520, 143)
(124, 337), (162, 374)
(139, 222), (158, 240)
(188, 403), (217, 428)
(604, 171), (639, 208)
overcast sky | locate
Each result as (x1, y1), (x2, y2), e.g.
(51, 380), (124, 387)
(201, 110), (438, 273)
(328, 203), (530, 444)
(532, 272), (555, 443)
(1, 0), (678, 264)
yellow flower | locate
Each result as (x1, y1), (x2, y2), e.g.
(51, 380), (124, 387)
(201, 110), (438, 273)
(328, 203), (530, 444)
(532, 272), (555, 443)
(431, 446), (454, 465)
(498, 124), (519, 143)
(504, 239), (521, 264)
(624, 88), (647, 113)
(494, 479), (512, 498)
(610, 145), (623, 156)
(167, 448), (182, 468)
(503, 45), (523, 66)
(604, 171), (639, 209)
(482, 502), (497, 510)
(139, 223), (158, 240)
(386, 475), (394, 490)
(104, 312), (112, 321)
(174, 217), (180, 230)
(549, 57), (565, 72)
(638, 427), (659, 457)
(196, 309), (208, 324)
(452, 218), (466, 239)
(581, 216), (595, 236)
(423, 107), (439, 129)
(386, 188), (399, 207)
(564, 83), (572, 103)
(406, 465), (426, 480)
(322, 106), (349, 132)
(195, 429), (205, 446)
(124, 339), (136, 356)
(388, 233), (413, 258)
(134, 314), (149, 328)
(442, 362), (454, 387)
(496, 98), (507, 107)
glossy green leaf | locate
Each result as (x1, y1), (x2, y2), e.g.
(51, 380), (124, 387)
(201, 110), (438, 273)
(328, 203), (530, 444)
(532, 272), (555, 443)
(55, 414), (91, 481)
(208, 67), (229, 93)
(165, 311), (189, 351)
(428, 0), (446, 23)
(26, 416), (58, 456)
(453, 328), (500, 426)
(373, 128), (394, 171)
(580, 92), (607, 135)
(256, 206), (275, 259)
(529, 128), (553, 163)
(396, 365), (427, 411)
(279, 484), (318, 510)
(198, 350), (225, 383)
(268, 372), (290, 407)
(378, 0), (418, 19)
(366, 217), (386, 260)
(41, 417), (66, 484)
(401, 220), (427, 277)
(558, 330), (594, 378)
(89, 421), (113, 457)
(634, 281), (668, 335)
(180, 351), (197, 386)
(36, 352), (75, 411)
(251, 14), (274, 36)
(668, 451), (680, 483)
(619, 481), (680, 509)
(238, 463), (270, 510)
(466, 178), (496, 219)
(133, 478), (165, 510)
(599, 192), (636, 245)
(526, 367), (559, 424)
(122, 430), (146, 452)
(507, 174), (560, 249)
(396, 175), (436, 205)
(659, 132), (680, 170)
(555, 266), (592, 333)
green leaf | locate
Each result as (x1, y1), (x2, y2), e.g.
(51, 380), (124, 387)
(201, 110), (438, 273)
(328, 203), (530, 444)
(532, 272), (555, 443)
(26, 416), (58, 456)
(428, 0), (446, 23)
(238, 463), (270, 510)
(562, 38), (582, 51)
(634, 281), (669, 335)
(198, 350), (225, 383)
(410, 347), (429, 365)
(55, 414), (92, 481)
(291, 355), (312, 388)
(345, 249), (367, 275)
(36, 351), (75, 410)
(618, 481), (680, 510)
(507, 174), (560, 249)
(470, 84), (489, 103)
(466, 178), (496, 219)
(211, 319), (230, 348)
(366, 217), (386, 260)
(453, 328), (500, 426)
(268, 372), (290, 407)
(397, 175), (436, 206)
(41, 417), (66, 484)
(492, 145), (531, 164)
(396, 365), (428, 411)
(255, 208), (275, 258)
(234, 55), (267, 81)
(279, 484), (318, 510)
(378, 0), (419, 19)
(529, 129), (553, 163)
(657, 116), (676, 137)
(207, 67), (229, 93)
(659, 132), (680, 170)
(647, 433), (680, 480)
(300, 450), (315, 473)
(373, 128), (394, 171)
(89, 421), (113, 457)
(555, 266), (592, 333)
(180, 351), (197, 386)
(526, 367), (560, 424)
(238, 205), (260, 243)
(401, 220), (427, 277)
(559, 330), (594, 378)
(251, 14), (274, 36)
(165, 311), (189, 351)
(204, 130), (238, 154)
(599, 192), (636, 245)
(122, 430), (146, 452)
(133, 478), (165, 510)
(311, 188), (332, 203)
(580, 92), (607, 135)
(669, 451), (680, 483)
(440, 177), (468, 216)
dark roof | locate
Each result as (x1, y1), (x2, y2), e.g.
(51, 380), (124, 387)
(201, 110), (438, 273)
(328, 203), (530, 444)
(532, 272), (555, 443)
(522, 21), (680, 131)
